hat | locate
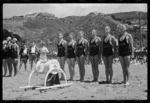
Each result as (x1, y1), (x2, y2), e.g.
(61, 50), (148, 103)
(117, 24), (127, 31)
(3, 40), (7, 44)
(13, 38), (17, 41)
(40, 41), (46, 46)
(6, 37), (11, 41)
(105, 26), (111, 32)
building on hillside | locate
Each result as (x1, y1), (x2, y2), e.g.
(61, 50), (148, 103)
(141, 25), (147, 31)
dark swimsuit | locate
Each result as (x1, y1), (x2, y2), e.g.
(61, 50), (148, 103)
(67, 44), (76, 59)
(12, 44), (18, 59)
(76, 42), (86, 57)
(118, 35), (131, 57)
(5, 44), (14, 59)
(20, 48), (28, 60)
(89, 40), (99, 56)
(103, 38), (114, 57)
(57, 43), (65, 58)
(2, 47), (7, 59)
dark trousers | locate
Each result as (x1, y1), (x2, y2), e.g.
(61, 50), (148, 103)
(46, 73), (60, 86)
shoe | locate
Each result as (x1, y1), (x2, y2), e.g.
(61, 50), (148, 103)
(80, 79), (84, 82)
(108, 81), (112, 84)
(92, 79), (97, 82)
(7, 75), (11, 77)
(106, 81), (109, 84)
(60, 78), (65, 80)
(68, 78), (73, 81)
(125, 82), (130, 86)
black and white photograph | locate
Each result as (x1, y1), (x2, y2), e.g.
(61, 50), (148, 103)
(2, 3), (147, 100)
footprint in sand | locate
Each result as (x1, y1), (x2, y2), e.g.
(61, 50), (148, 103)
(91, 95), (94, 98)
(64, 96), (67, 98)
(144, 90), (147, 92)
(16, 96), (29, 100)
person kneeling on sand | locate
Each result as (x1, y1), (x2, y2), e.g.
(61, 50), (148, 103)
(36, 41), (60, 86)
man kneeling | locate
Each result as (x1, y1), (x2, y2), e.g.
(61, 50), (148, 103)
(37, 41), (60, 86)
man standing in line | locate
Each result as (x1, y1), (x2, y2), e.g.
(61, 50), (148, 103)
(29, 41), (39, 70)
(12, 38), (20, 76)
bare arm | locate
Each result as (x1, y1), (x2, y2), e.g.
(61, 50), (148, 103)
(3, 44), (7, 50)
(111, 36), (118, 57)
(128, 34), (134, 56)
(74, 41), (78, 55)
(17, 44), (20, 58)
(88, 39), (90, 58)
(84, 39), (88, 57)
(98, 37), (102, 59)
(64, 41), (68, 58)
(46, 47), (49, 54)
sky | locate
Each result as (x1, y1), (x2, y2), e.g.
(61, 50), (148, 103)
(3, 4), (147, 18)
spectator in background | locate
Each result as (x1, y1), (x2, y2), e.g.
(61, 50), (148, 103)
(19, 44), (29, 71)
(35, 41), (49, 73)
(39, 41), (49, 61)
(11, 38), (20, 76)
(29, 41), (39, 70)
(2, 40), (8, 77)
(5, 37), (13, 77)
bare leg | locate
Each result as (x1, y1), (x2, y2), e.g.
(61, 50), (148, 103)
(61, 57), (66, 79)
(80, 55), (86, 82)
(30, 60), (33, 70)
(7, 58), (13, 77)
(80, 55), (85, 81)
(90, 56), (95, 81)
(19, 59), (23, 71)
(58, 57), (61, 78)
(77, 57), (82, 80)
(24, 58), (27, 71)
(119, 56), (126, 84)
(67, 59), (72, 80)
(103, 56), (109, 83)
(108, 56), (113, 83)
(71, 58), (75, 80)
(3, 59), (7, 76)
(124, 56), (131, 85)
(94, 55), (99, 82)
(13, 59), (18, 76)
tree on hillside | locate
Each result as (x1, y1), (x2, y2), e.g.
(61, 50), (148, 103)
(3, 29), (23, 42)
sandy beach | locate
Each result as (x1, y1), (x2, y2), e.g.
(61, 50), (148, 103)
(3, 62), (147, 100)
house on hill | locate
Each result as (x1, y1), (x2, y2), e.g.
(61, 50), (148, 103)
(141, 25), (147, 31)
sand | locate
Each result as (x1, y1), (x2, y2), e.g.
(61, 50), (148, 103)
(3, 62), (147, 100)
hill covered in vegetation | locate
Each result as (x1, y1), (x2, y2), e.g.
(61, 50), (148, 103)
(3, 11), (147, 50)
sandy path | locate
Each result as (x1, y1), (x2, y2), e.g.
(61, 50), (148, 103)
(3, 62), (147, 100)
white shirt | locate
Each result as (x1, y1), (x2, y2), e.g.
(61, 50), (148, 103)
(39, 46), (49, 61)
(31, 45), (36, 53)
(23, 48), (28, 54)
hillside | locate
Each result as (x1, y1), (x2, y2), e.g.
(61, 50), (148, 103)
(3, 11), (147, 50)
(3, 29), (23, 47)
(109, 11), (147, 25)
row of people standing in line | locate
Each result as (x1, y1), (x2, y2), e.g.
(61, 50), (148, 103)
(57, 24), (134, 85)
(2, 23), (134, 86)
